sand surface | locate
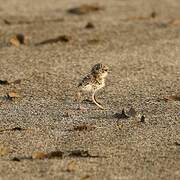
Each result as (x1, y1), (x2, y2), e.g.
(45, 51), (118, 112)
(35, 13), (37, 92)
(0, 0), (180, 180)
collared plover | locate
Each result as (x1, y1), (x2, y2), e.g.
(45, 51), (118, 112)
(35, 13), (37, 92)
(78, 63), (109, 109)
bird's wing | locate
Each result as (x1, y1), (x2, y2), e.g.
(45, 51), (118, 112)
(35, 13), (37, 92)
(78, 74), (94, 87)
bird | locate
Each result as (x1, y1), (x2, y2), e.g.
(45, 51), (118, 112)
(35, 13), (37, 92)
(77, 63), (109, 109)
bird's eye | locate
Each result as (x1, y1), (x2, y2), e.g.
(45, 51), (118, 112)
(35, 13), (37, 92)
(104, 69), (108, 72)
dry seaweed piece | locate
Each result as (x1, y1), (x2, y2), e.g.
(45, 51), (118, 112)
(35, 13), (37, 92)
(32, 151), (48, 159)
(67, 150), (90, 157)
(11, 150), (63, 161)
(126, 12), (157, 21)
(47, 150), (63, 158)
(57, 35), (69, 42)
(85, 22), (95, 29)
(163, 95), (180, 101)
(80, 175), (91, 180)
(126, 16), (148, 21)
(87, 39), (100, 44)
(0, 126), (32, 132)
(0, 126), (25, 132)
(150, 11), (157, 18)
(0, 80), (9, 85)
(65, 161), (76, 172)
(11, 127), (22, 131)
(12, 156), (32, 161)
(67, 4), (102, 15)
(11, 150), (101, 161)
(10, 37), (20, 47)
(10, 33), (29, 47)
(140, 115), (145, 123)
(6, 92), (20, 100)
(12, 79), (21, 84)
(3, 19), (11, 25)
(72, 124), (96, 131)
(169, 19), (180, 26)
(0, 146), (10, 156)
(0, 79), (21, 86)
(114, 109), (130, 119)
(32, 150), (63, 159)
(65, 150), (103, 158)
(36, 35), (70, 46)
(11, 157), (21, 161)
(174, 142), (180, 146)
(66, 150), (93, 158)
(4, 18), (63, 25)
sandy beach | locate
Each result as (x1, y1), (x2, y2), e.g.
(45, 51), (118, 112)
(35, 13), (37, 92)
(0, 0), (179, 179)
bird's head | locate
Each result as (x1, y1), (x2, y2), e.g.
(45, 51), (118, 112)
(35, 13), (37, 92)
(91, 63), (109, 78)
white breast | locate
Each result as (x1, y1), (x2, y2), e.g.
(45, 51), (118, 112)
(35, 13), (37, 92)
(81, 84), (93, 92)
(81, 78), (105, 92)
(95, 79), (105, 91)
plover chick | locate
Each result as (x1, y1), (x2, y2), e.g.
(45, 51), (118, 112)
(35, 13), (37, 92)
(78, 63), (109, 109)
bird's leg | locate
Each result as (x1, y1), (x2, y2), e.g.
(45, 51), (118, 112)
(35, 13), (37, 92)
(92, 91), (104, 110)
(94, 94), (102, 106)
(75, 91), (84, 110)
(75, 91), (82, 102)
